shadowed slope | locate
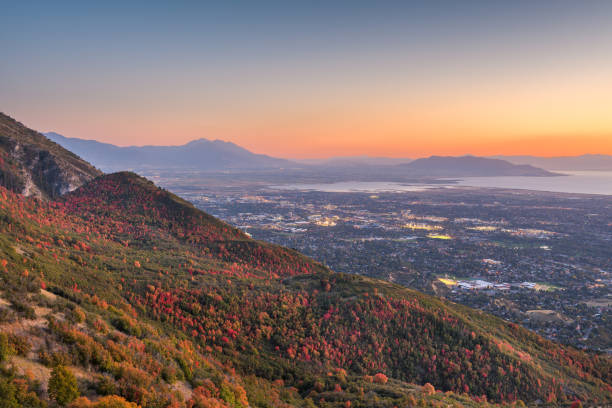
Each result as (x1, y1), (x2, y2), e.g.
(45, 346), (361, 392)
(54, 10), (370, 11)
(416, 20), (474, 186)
(0, 113), (101, 198)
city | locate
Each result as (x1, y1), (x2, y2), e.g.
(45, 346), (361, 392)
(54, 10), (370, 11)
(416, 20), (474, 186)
(165, 181), (612, 353)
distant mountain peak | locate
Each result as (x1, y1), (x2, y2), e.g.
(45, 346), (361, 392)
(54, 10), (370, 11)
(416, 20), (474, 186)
(400, 155), (557, 177)
(185, 137), (214, 145)
(46, 132), (294, 172)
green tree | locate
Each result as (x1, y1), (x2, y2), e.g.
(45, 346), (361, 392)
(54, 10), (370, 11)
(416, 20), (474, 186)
(48, 365), (80, 406)
(0, 333), (11, 363)
(0, 377), (20, 408)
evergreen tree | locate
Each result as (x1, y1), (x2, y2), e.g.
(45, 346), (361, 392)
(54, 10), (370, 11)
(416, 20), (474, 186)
(48, 365), (79, 406)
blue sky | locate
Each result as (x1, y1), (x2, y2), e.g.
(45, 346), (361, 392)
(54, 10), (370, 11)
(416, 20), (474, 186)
(2, 1), (612, 157)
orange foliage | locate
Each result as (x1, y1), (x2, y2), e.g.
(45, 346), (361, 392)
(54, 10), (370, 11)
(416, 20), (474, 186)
(373, 373), (388, 384)
(422, 383), (435, 395)
(69, 395), (141, 407)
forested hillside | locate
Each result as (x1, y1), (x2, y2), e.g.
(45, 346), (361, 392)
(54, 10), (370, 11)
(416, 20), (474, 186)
(0, 171), (609, 407)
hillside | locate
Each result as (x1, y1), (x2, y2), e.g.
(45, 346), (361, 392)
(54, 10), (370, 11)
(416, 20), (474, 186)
(399, 156), (557, 177)
(0, 170), (609, 407)
(45, 132), (294, 172)
(0, 120), (609, 407)
(0, 114), (101, 198)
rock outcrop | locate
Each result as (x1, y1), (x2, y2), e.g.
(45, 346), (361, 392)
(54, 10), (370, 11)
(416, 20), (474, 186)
(0, 112), (102, 199)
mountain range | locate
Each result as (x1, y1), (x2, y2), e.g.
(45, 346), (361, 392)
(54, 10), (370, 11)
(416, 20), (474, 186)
(0, 113), (610, 407)
(46, 132), (559, 178)
(494, 154), (612, 171)
(400, 156), (557, 177)
(45, 132), (293, 172)
(297, 156), (414, 167)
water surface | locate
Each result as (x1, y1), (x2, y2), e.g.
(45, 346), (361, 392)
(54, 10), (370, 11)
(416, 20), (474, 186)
(454, 171), (612, 195)
(272, 171), (612, 195)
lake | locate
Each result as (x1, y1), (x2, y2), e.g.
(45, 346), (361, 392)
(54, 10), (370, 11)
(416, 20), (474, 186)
(271, 171), (612, 196)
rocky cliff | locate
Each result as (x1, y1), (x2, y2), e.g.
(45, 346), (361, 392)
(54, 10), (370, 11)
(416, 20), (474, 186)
(0, 113), (102, 199)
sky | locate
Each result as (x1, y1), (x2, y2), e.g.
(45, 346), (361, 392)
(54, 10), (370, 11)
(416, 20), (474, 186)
(1, 1), (612, 159)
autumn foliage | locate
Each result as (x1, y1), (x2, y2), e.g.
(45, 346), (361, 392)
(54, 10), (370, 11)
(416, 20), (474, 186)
(0, 173), (609, 408)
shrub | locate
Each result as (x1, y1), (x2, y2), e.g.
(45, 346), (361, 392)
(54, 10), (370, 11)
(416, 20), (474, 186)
(0, 307), (16, 324)
(111, 316), (142, 337)
(69, 395), (140, 407)
(7, 334), (31, 356)
(422, 383), (435, 395)
(219, 381), (248, 408)
(0, 376), (45, 408)
(39, 350), (73, 367)
(10, 299), (35, 319)
(71, 307), (86, 323)
(95, 375), (117, 396)
(373, 373), (388, 384)
(115, 363), (151, 388)
(161, 366), (178, 383)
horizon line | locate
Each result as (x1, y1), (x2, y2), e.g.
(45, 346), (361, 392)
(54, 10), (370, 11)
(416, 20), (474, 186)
(45, 131), (612, 161)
